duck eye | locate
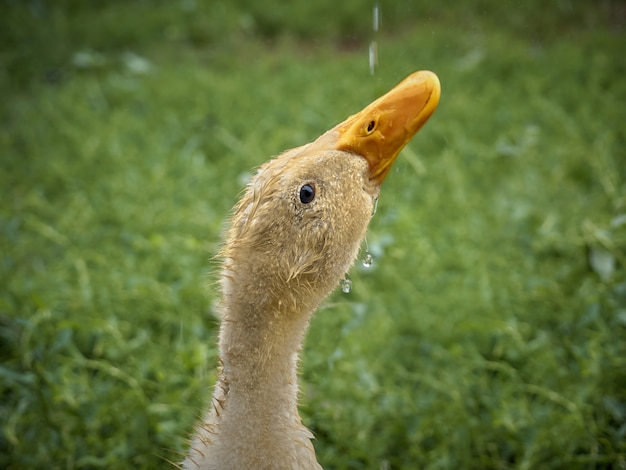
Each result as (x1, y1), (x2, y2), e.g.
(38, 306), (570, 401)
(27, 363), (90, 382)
(366, 120), (376, 133)
(299, 184), (315, 204)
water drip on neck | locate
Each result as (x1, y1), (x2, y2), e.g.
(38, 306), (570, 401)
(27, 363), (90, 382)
(340, 277), (353, 294)
(371, 197), (379, 217)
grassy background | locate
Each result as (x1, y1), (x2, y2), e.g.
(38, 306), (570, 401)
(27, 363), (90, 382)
(1, 0), (625, 468)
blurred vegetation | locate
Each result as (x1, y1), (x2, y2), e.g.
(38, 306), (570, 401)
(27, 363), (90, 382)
(1, 0), (625, 468)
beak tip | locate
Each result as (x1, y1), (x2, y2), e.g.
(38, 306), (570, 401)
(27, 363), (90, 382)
(412, 70), (441, 105)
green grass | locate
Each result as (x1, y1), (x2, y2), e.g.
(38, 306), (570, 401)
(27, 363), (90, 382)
(1, 1), (625, 468)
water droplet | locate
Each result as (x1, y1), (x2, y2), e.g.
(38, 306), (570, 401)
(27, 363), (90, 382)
(369, 1), (381, 75)
(340, 278), (352, 294)
(362, 252), (373, 268)
(368, 41), (378, 75)
(373, 1), (380, 32)
(371, 197), (379, 216)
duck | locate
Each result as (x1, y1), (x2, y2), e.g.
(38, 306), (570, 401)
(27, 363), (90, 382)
(183, 70), (441, 470)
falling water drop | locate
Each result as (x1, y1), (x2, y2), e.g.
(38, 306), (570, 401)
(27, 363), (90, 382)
(369, 1), (380, 75)
(373, 1), (380, 32)
(362, 252), (373, 268)
(340, 278), (353, 294)
(368, 41), (378, 75)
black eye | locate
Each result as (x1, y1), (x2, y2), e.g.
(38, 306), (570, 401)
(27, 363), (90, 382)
(367, 120), (376, 132)
(299, 184), (315, 204)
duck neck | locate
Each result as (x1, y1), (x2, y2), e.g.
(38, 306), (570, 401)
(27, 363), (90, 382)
(219, 300), (310, 415)
(214, 277), (319, 445)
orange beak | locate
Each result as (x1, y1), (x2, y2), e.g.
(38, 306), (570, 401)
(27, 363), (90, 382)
(334, 70), (441, 185)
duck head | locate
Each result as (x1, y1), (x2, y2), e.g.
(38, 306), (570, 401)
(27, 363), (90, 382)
(221, 71), (441, 316)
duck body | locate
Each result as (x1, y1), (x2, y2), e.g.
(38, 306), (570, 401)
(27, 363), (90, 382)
(183, 71), (440, 469)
